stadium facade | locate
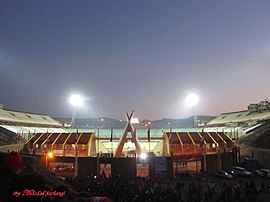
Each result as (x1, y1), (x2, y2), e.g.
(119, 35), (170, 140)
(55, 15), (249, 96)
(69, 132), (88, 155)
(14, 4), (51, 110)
(1, 100), (270, 175)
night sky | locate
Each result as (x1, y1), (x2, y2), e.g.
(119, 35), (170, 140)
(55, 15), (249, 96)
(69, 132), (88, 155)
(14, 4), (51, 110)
(1, 0), (270, 120)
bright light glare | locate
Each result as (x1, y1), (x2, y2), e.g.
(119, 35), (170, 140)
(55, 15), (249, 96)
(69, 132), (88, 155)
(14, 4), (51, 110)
(140, 153), (147, 160)
(69, 95), (83, 107)
(47, 152), (54, 159)
(185, 93), (199, 107)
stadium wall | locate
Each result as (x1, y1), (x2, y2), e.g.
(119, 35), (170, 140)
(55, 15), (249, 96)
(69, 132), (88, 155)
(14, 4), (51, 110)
(240, 145), (270, 168)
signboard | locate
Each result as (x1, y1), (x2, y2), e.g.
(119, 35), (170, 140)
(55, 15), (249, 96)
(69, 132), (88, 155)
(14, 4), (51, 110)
(155, 157), (167, 174)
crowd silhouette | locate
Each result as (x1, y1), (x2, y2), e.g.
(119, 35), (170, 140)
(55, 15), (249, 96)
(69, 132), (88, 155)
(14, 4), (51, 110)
(1, 152), (270, 202)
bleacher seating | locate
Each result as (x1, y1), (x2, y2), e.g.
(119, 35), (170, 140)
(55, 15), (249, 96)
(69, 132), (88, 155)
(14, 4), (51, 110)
(208, 110), (270, 126)
(0, 126), (16, 146)
(206, 103), (270, 139)
(0, 133), (16, 146)
(0, 109), (62, 127)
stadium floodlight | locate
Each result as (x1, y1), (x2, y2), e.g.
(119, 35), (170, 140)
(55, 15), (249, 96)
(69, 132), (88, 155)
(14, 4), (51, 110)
(185, 93), (199, 126)
(185, 93), (199, 107)
(69, 95), (83, 107)
(69, 94), (84, 128)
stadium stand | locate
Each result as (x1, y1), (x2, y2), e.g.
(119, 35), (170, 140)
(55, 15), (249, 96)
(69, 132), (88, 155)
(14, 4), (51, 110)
(0, 109), (63, 151)
(0, 108), (239, 178)
(165, 131), (234, 158)
(0, 106), (234, 162)
(0, 108), (62, 127)
(0, 126), (17, 146)
(206, 100), (270, 139)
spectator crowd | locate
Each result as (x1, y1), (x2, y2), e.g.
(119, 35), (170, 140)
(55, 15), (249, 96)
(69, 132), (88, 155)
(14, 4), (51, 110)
(66, 172), (270, 202)
(1, 152), (270, 202)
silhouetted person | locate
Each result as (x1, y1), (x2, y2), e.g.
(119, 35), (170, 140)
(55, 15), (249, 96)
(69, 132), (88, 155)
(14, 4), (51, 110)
(0, 151), (24, 202)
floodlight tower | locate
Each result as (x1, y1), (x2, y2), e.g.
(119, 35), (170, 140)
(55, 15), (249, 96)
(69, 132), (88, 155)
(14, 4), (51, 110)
(185, 93), (199, 126)
(69, 95), (83, 128)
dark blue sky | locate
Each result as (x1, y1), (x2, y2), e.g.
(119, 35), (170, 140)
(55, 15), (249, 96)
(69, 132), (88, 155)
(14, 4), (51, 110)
(1, 0), (270, 120)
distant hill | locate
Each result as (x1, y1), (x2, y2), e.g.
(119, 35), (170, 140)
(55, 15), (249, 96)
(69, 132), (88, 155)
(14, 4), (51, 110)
(56, 117), (125, 128)
(149, 115), (215, 128)
(55, 115), (215, 129)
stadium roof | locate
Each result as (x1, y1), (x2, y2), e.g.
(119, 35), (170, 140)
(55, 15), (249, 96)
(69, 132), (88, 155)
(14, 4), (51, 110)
(0, 109), (62, 127)
(207, 110), (270, 126)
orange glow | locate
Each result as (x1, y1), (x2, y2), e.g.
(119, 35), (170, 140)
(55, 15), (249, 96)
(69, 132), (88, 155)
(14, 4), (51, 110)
(47, 152), (54, 159)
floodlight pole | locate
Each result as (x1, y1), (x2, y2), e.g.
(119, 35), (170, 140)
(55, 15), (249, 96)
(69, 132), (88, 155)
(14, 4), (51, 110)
(111, 129), (113, 158)
(71, 107), (77, 128)
(202, 130), (207, 177)
(148, 128), (150, 154)
(192, 106), (197, 127)
(74, 129), (79, 178)
(97, 128), (100, 178)
(148, 140), (150, 154)
(203, 144), (207, 177)
(45, 153), (48, 168)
